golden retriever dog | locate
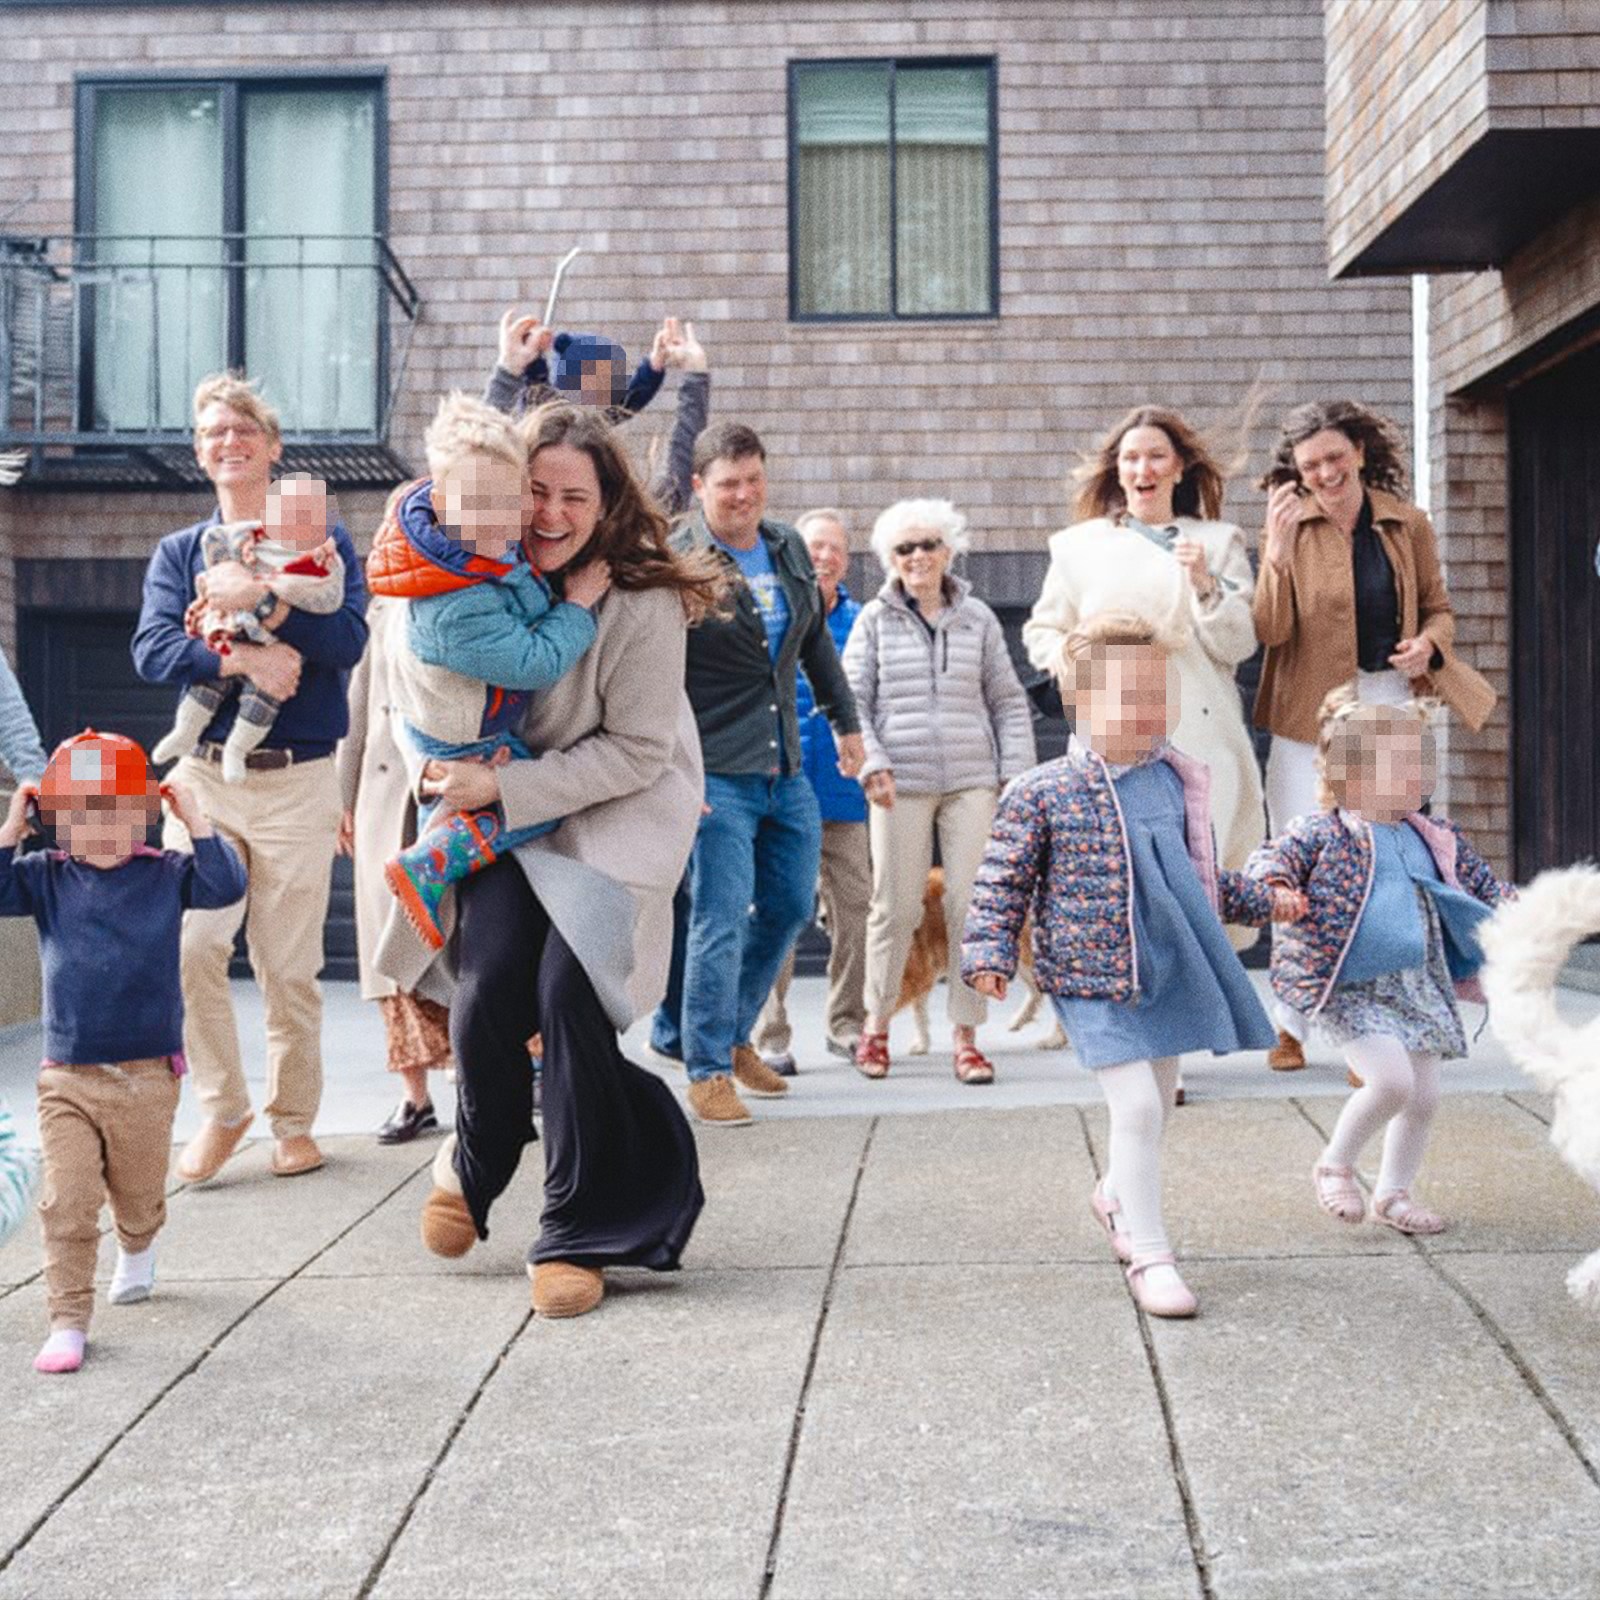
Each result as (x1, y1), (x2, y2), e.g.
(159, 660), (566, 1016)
(893, 868), (1068, 1053)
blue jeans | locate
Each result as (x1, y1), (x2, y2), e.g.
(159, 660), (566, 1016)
(649, 877), (692, 1060)
(677, 773), (822, 1083)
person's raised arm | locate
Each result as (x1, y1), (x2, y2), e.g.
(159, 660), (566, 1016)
(485, 310), (555, 416)
(650, 318), (709, 519)
(1189, 526), (1260, 667)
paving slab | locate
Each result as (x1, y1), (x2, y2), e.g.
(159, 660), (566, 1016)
(1439, 1251), (1600, 1470)
(0, 1277), (277, 1559)
(368, 1267), (827, 1600)
(1153, 1256), (1600, 1600)
(0, 1275), (528, 1600)
(684, 1114), (872, 1271)
(1506, 1089), (1554, 1126)
(770, 1261), (1196, 1600)
(1297, 1094), (1600, 1256)
(1085, 1098), (1409, 1261)
(844, 1105), (1106, 1266)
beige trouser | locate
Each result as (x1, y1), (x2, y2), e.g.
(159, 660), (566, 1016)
(754, 820), (871, 1055)
(38, 1059), (179, 1331)
(864, 786), (998, 1029)
(165, 754), (343, 1138)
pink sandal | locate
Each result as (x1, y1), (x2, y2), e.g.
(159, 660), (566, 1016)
(953, 1042), (995, 1085)
(1371, 1190), (1447, 1236)
(1126, 1254), (1198, 1319)
(1312, 1162), (1365, 1224)
(853, 1030), (890, 1080)
(1090, 1181), (1132, 1264)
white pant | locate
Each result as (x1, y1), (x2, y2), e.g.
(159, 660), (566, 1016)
(1323, 1035), (1442, 1197)
(1099, 1057), (1181, 1259)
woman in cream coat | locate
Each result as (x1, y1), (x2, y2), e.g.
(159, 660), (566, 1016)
(1024, 406), (1265, 889)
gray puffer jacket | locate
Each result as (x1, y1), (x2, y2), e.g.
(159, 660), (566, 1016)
(843, 574), (1037, 796)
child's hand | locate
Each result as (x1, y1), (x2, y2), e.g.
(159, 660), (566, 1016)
(498, 309), (553, 377)
(1269, 886), (1308, 923)
(161, 780), (212, 838)
(0, 784), (39, 847)
(563, 560), (612, 609)
(972, 972), (1008, 1001)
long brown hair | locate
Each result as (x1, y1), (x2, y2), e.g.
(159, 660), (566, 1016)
(1071, 406), (1228, 523)
(1258, 399), (1409, 496)
(519, 403), (727, 623)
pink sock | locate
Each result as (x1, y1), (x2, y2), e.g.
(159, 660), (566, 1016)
(34, 1328), (86, 1374)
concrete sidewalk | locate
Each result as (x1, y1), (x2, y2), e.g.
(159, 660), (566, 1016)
(3, 1078), (1600, 1598)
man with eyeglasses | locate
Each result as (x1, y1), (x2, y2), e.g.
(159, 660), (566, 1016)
(655, 421), (863, 1127)
(132, 373), (368, 1182)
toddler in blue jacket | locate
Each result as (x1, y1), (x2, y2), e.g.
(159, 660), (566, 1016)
(0, 729), (246, 1373)
(366, 393), (610, 947)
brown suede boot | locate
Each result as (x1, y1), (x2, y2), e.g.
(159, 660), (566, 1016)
(529, 1261), (604, 1318)
(175, 1114), (254, 1183)
(1267, 1030), (1306, 1071)
(420, 1188), (477, 1258)
(732, 1043), (789, 1099)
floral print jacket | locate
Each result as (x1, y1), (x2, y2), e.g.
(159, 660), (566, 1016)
(1245, 809), (1512, 1020)
(960, 744), (1276, 1002)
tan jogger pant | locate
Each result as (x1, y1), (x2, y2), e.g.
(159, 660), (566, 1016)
(37, 1059), (179, 1331)
(863, 786), (998, 1029)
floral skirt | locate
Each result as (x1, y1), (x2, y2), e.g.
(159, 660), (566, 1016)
(1317, 890), (1467, 1059)
(378, 992), (452, 1075)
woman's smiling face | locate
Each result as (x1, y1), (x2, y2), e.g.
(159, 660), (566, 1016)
(526, 443), (604, 572)
(1116, 425), (1184, 524)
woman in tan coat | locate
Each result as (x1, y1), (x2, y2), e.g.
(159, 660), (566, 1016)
(375, 404), (725, 1320)
(1252, 398), (1495, 1067)
(336, 591), (452, 1144)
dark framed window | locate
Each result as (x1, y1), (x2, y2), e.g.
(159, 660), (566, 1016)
(788, 57), (997, 322)
(74, 72), (386, 433)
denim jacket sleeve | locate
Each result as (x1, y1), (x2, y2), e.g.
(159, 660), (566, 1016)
(0, 647), (46, 783)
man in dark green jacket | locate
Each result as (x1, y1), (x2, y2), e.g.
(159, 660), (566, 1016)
(655, 422), (863, 1126)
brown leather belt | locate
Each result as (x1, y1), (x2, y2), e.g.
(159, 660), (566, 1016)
(195, 742), (295, 771)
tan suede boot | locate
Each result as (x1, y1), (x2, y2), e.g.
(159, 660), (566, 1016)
(686, 1075), (753, 1127)
(529, 1261), (604, 1318)
(731, 1044), (789, 1099)
(175, 1114), (254, 1183)
(1267, 1030), (1306, 1071)
(420, 1136), (476, 1257)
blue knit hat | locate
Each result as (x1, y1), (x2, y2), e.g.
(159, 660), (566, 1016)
(550, 332), (628, 403)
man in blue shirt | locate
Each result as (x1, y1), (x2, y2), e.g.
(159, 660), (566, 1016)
(752, 510), (871, 1070)
(132, 374), (368, 1183)
(663, 424), (863, 1126)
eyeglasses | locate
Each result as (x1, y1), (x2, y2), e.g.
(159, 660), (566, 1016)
(197, 423), (265, 445)
(892, 538), (944, 558)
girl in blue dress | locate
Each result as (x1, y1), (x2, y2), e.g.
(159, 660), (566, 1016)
(963, 613), (1303, 1318)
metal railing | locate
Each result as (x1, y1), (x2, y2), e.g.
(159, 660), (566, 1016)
(0, 233), (422, 452)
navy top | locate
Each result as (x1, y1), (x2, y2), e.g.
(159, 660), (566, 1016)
(0, 837), (247, 1064)
(131, 511), (369, 760)
(1051, 760), (1276, 1068)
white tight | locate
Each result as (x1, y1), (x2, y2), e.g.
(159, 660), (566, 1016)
(1099, 1057), (1181, 1259)
(1322, 1035), (1442, 1196)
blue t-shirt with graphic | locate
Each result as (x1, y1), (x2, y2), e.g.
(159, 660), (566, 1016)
(718, 535), (790, 661)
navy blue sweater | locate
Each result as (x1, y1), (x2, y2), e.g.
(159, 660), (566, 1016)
(0, 837), (247, 1065)
(131, 512), (369, 759)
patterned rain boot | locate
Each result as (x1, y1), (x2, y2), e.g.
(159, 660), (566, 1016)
(384, 808), (508, 950)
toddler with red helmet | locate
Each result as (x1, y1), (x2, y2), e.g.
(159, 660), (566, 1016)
(0, 729), (246, 1374)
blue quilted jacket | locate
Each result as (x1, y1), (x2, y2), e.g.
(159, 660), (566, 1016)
(961, 744), (1275, 1001)
(1246, 809), (1511, 1020)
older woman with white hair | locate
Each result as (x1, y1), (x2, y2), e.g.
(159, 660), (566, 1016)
(842, 498), (1036, 1083)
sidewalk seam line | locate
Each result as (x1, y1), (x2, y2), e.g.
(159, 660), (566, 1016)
(1502, 1090), (1553, 1129)
(1078, 1104), (1216, 1600)
(0, 1150), (434, 1577)
(1290, 1099), (1600, 1496)
(757, 1113), (878, 1600)
(357, 1307), (535, 1599)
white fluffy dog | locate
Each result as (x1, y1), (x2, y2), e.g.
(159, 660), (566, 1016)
(1479, 863), (1600, 1311)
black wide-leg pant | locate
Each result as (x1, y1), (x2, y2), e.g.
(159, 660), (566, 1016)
(449, 856), (704, 1269)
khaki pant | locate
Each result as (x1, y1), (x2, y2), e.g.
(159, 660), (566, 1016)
(864, 786), (998, 1029)
(754, 819), (871, 1055)
(38, 1059), (179, 1331)
(165, 754), (342, 1138)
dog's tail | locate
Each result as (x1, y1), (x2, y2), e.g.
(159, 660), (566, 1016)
(1480, 863), (1600, 1095)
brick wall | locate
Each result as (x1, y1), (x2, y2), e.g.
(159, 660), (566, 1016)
(0, 0), (1411, 647)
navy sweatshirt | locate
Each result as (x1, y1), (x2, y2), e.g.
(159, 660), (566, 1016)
(0, 837), (247, 1065)
(131, 512), (369, 760)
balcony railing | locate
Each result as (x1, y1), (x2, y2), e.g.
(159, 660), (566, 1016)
(0, 233), (422, 487)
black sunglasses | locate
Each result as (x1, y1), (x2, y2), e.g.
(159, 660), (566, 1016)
(891, 537), (944, 557)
